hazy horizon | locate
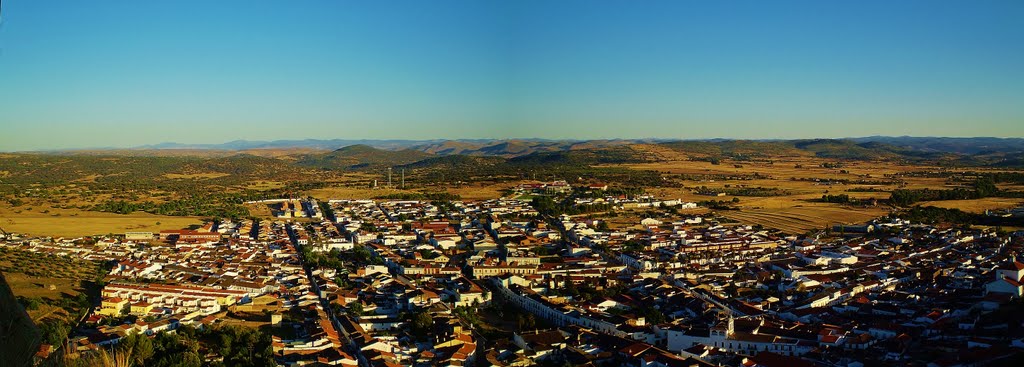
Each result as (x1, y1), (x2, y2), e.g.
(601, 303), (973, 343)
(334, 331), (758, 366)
(7, 135), (1024, 153)
(2, 0), (1023, 151)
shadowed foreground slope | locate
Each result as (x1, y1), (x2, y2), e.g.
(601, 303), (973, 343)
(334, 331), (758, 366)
(0, 271), (42, 367)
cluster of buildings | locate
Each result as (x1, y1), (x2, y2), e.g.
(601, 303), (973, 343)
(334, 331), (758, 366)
(7, 187), (1024, 366)
(316, 195), (1024, 366)
(479, 213), (1024, 366)
(4, 218), (359, 365)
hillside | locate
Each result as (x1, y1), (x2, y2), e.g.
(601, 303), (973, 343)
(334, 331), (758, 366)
(411, 141), (486, 156)
(0, 272), (41, 367)
(398, 155), (506, 170)
(506, 146), (650, 167)
(295, 144), (434, 170)
(33, 137), (1024, 167)
(851, 136), (1024, 155)
(658, 140), (805, 158)
(656, 139), (937, 161)
(407, 139), (642, 157)
(0, 153), (300, 188)
(392, 147), (648, 180)
(789, 139), (900, 160)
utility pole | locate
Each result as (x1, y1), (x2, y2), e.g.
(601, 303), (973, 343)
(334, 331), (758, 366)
(401, 169), (405, 189)
(387, 168), (393, 188)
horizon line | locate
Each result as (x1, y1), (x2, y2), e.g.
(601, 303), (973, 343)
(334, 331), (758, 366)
(6, 135), (1024, 153)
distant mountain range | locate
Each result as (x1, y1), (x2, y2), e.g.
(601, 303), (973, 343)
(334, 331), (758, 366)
(22, 137), (1024, 168)
(848, 136), (1024, 155)
(130, 137), (1024, 157)
(269, 137), (1023, 171)
(134, 138), (668, 155)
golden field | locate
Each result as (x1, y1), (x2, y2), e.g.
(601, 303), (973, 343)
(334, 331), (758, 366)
(0, 249), (105, 329)
(618, 155), (1021, 233)
(3, 272), (81, 323)
(0, 205), (202, 237)
(920, 197), (1024, 214)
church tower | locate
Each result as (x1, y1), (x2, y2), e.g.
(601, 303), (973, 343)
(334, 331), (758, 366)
(727, 313), (735, 336)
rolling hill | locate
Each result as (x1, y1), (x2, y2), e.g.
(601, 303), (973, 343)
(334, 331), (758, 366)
(295, 144), (434, 170)
(789, 139), (900, 159)
(506, 146), (650, 167)
(21, 137), (1024, 170)
(398, 155), (506, 170)
(850, 136), (1024, 155)
(657, 140), (805, 158)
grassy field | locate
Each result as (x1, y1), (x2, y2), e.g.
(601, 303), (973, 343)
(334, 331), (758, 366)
(630, 157), (934, 233)
(4, 273), (82, 323)
(0, 248), (106, 341)
(242, 202), (278, 219)
(3, 273), (83, 299)
(920, 197), (1024, 214)
(0, 205), (203, 237)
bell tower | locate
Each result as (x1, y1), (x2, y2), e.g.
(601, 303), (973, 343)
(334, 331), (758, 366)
(727, 313), (735, 336)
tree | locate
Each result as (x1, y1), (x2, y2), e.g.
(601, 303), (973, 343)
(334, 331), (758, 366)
(412, 310), (434, 337)
(163, 351), (201, 367)
(636, 305), (668, 325)
(974, 177), (998, 197)
(40, 320), (70, 346)
(120, 333), (155, 366)
(214, 325), (275, 367)
(348, 301), (364, 316)
(517, 313), (536, 330)
(18, 296), (41, 311)
(218, 330), (235, 359)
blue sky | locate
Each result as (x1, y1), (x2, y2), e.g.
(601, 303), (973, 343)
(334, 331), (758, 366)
(1, 0), (1022, 150)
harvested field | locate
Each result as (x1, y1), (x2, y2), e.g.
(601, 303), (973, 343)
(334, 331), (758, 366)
(623, 158), (938, 233)
(0, 205), (202, 237)
(920, 198), (1024, 213)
